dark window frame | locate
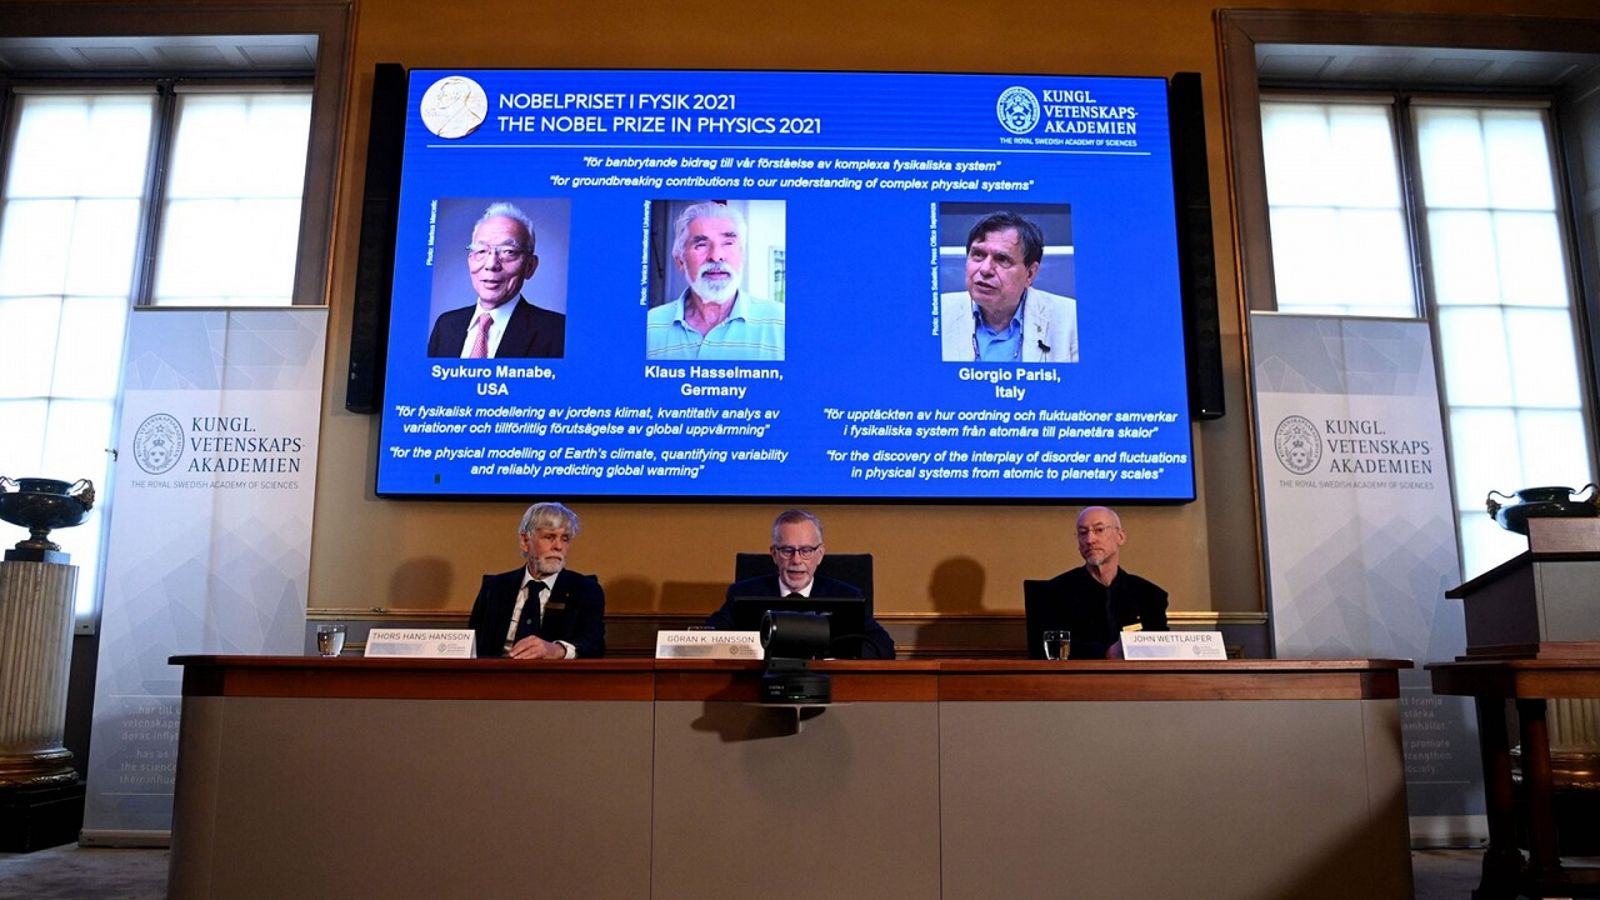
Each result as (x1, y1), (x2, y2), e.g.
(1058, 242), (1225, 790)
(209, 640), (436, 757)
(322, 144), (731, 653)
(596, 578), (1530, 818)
(0, 1), (352, 307)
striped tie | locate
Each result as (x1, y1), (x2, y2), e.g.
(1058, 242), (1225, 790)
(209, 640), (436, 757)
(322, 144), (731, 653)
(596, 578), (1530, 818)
(468, 312), (492, 358)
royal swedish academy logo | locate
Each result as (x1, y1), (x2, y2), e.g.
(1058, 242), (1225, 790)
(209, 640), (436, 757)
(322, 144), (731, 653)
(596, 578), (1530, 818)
(1273, 415), (1321, 475)
(996, 86), (1041, 135)
(132, 414), (185, 475)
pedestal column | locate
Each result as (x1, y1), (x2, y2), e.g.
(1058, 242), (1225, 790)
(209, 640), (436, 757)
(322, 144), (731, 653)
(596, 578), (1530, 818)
(0, 559), (77, 787)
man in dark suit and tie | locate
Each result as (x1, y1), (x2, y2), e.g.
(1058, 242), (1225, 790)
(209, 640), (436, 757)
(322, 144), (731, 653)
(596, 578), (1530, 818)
(427, 202), (565, 358)
(703, 509), (894, 659)
(467, 501), (604, 659)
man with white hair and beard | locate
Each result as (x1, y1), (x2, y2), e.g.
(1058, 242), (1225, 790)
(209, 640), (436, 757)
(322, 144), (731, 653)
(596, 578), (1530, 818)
(646, 200), (785, 360)
(1036, 506), (1168, 659)
(467, 501), (605, 659)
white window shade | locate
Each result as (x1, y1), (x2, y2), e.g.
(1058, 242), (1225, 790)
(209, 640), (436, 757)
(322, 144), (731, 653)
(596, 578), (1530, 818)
(1260, 99), (1418, 318)
(1261, 95), (1596, 580)
(0, 85), (313, 624)
(151, 90), (311, 306)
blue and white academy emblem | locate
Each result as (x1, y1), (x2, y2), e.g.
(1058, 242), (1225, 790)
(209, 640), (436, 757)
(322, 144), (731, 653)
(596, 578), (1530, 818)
(996, 86), (1041, 135)
(132, 413), (185, 475)
(419, 75), (488, 140)
(1273, 415), (1322, 475)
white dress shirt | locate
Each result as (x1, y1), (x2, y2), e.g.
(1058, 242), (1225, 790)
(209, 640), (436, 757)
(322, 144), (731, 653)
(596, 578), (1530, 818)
(501, 569), (576, 657)
(459, 299), (518, 358)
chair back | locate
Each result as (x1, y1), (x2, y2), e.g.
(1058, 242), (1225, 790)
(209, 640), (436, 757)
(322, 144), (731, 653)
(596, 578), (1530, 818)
(1022, 579), (1058, 660)
(733, 552), (874, 601)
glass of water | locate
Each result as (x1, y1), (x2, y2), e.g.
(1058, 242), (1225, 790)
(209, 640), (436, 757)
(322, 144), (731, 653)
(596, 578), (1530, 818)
(316, 623), (346, 657)
(1042, 629), (1071, 660)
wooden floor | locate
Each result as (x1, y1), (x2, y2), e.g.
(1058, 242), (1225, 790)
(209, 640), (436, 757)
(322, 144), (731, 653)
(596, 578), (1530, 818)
(0, 844), (1511, 899)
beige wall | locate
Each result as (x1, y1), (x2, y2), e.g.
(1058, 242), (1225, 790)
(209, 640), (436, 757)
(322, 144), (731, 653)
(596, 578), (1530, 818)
(307, 0), (1599, 620)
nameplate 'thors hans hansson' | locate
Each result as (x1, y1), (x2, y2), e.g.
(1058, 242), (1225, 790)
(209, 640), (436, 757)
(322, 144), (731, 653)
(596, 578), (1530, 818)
(364, 629), (477, 658)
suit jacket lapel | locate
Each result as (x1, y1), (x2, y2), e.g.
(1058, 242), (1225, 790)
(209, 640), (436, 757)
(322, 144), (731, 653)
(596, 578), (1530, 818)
(1022, 291), (1048, 362)
(952, 303), (975, 358)
(498, 298), (536, 357)
(495, 570), (526, 644)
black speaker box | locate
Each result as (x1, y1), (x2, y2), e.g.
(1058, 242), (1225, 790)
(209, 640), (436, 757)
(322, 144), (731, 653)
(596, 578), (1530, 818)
(1169, 72), (1226, 420)
(345, 63), (408, 414)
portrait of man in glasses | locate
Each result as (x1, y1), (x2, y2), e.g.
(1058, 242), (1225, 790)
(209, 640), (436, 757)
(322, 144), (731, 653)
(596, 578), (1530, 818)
(426, 201), (566, 358)
(702, 508), (894, 659)
(1033, 506), (1168, 659)
(938, 206), (1077, 363)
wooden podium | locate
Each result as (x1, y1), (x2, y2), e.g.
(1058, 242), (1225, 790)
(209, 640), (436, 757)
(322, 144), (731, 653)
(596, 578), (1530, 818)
(1446, 519), (1600, 658)
(1434, 517), (1600, 898)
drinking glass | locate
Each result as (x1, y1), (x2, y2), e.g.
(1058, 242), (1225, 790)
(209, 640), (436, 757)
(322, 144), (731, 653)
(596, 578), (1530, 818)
(316, 623), (347, 657)
(1042, 629), (1071, 660)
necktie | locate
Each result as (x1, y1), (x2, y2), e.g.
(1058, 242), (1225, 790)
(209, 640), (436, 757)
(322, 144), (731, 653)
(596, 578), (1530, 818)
(468, 312), (492, 358)
(514, 581), (545, 640)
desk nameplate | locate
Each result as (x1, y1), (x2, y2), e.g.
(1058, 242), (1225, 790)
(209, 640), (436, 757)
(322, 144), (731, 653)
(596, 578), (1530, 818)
(364, 628), (475, 658)
(654, 630), (763, 660)
(1121, 630), (1228, 660)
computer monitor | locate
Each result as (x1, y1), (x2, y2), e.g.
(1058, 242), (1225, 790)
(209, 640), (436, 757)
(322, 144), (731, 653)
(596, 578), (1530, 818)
(728, 596), (870, 660)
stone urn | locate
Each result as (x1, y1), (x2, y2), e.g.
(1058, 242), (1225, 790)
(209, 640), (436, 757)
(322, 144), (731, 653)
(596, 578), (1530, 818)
(0, 477), (95, 563)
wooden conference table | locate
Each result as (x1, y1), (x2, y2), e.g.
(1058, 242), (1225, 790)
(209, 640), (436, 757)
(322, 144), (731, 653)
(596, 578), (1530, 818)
(167, 656), (1413, 900)
(1430, 658), (1600, 900)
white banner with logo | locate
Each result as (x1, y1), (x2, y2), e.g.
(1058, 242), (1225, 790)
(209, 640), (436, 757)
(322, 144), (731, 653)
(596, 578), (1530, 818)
(1251, 313), (1483, 841)
(82, 308), (326, 842)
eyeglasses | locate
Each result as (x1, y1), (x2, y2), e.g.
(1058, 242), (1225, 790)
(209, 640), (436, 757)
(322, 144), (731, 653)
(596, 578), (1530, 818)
(1077, 524), (1118, 538)
(467, 243), (528, 264)
(773, 544), (821, 559)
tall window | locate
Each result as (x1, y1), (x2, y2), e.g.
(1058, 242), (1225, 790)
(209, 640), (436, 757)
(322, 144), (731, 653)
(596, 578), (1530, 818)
(156, 90), (310, 305)
(1261, 100), (1417, 318)
(1261, 95), (1595, 578)
(0, 85), (312, 623)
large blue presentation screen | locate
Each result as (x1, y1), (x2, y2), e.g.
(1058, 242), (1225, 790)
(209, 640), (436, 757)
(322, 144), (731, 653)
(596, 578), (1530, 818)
(376, 69), (1195, 501)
